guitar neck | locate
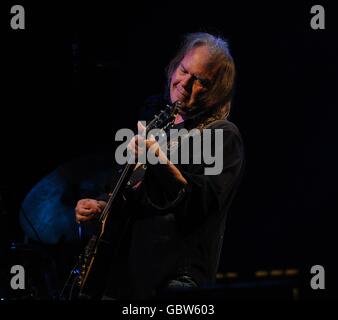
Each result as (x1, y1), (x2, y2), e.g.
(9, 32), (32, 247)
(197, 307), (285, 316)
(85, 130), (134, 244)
(99, 163), (135, 224)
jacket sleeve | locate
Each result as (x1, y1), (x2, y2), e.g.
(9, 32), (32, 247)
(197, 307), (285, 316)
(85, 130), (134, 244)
(143, 123), (244, 223)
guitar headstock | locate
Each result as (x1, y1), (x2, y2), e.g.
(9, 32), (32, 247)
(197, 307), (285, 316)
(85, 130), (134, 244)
(146, 101), (181, 132)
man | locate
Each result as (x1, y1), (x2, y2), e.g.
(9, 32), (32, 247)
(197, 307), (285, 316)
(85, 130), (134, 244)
(75, 32), (244, 299)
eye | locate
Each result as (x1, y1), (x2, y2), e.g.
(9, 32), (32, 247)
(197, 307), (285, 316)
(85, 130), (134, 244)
(196, 78), (209, 88)
(180, 66), (187, 74)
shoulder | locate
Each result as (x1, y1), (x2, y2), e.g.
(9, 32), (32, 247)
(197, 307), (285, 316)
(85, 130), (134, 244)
(205, 119), (241, 137)
(205, 119), (244, 155)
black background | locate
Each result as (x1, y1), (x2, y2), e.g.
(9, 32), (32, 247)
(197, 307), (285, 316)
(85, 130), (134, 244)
(1, 1), (338, 299)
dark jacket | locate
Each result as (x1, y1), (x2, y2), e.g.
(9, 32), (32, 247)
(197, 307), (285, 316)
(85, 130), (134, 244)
(104, 118), (245, 299)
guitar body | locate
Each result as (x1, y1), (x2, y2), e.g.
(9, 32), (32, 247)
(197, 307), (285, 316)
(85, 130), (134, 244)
(62, 166), (134, 300)
(82, 182), (139, 298)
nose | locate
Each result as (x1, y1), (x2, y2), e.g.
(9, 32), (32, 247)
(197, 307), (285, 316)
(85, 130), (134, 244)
(180, 74), (193, 92)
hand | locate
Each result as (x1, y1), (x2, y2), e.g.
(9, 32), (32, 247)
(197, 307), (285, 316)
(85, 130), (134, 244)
(75, 199), (106, 224)
(127, 121), (160, 162)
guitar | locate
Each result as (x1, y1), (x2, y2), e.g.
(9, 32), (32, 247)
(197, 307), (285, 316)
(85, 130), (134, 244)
(60, 102), (179, 300)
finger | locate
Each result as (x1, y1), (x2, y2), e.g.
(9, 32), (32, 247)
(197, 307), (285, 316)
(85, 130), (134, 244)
(128, 136), (138, 151)
(93, 202), (103, 213)
(146, 134), (157, 149)
(137, 121), (146, 136)
(78, 199), (95, 206)
(135, 135), (146, 156)
(79, 205), (97, 211)
(77, 208), (99, 216)
(78, 199), (88, 206)
(127, 141), (139, 159)
(127, 141), (135, 153)
(96, 201), (105, 210)
(135, 135), (145, 145)
(148, 141), (159, 157)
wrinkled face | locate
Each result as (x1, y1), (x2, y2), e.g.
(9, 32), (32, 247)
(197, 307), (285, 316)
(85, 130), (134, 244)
(170, 45), (217, 111)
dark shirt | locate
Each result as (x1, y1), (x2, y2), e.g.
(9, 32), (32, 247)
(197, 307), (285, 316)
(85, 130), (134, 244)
(104, 116), (245, 299)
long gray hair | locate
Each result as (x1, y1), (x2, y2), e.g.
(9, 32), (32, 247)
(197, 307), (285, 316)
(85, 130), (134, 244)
(167, 32), (235, 128)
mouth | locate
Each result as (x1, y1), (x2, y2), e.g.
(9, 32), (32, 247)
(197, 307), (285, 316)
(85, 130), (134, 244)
(175, 86), (189, 101)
